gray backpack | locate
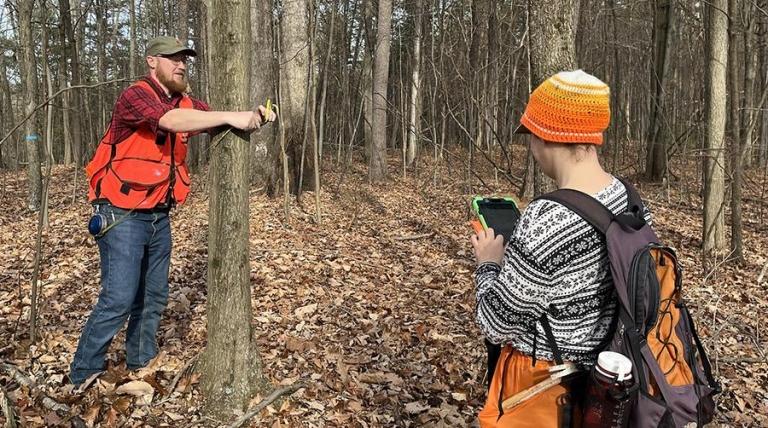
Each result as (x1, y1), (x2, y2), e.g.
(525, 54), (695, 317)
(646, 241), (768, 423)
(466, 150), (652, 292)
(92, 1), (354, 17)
(538, 179), (719, 427)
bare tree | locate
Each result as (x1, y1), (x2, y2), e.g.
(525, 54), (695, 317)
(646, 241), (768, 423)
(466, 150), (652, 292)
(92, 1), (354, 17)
(369, 0), (393, 182)
(276, 0), (313, 195)
(406, 0), (422, 167)
(703, 0), (728, 257)
(0, 54), (17, 169)
(645, 0), (676, 182)
(527, 0), (578, 196)
(248, 0), (275, 185)
(199, 0), (265, 417)
(18, 0), (42, 211)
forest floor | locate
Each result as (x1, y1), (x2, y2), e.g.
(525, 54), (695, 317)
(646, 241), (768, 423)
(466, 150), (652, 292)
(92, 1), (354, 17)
(0, 151), (766, 427)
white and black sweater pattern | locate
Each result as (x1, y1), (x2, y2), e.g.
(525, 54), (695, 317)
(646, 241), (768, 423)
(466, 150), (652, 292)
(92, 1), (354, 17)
(474, 177), (652, 365)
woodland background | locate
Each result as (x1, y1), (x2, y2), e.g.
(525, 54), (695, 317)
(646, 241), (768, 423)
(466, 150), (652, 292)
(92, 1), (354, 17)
(0, 0), (767, 426)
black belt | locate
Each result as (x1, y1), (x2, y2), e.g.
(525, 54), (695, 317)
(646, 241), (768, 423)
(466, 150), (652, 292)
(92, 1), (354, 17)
(93, 201), (171, 214)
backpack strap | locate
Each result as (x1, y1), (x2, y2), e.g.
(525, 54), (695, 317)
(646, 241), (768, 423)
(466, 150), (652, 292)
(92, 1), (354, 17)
(618, 177), (643, 210)
(535, 188), (614, 234)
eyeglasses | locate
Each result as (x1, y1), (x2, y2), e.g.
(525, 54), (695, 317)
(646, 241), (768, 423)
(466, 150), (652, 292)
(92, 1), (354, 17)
(155, 55), (188, 65)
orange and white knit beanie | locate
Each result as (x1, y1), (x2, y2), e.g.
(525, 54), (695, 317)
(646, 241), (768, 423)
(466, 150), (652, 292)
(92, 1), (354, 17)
(516, 70), (611, 145)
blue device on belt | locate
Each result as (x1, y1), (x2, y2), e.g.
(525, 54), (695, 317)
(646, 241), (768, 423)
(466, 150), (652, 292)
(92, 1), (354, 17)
(88, 213), (108, 236)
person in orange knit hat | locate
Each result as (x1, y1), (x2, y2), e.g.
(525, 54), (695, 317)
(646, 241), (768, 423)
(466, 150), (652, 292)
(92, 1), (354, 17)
(470, 70), (650, 427)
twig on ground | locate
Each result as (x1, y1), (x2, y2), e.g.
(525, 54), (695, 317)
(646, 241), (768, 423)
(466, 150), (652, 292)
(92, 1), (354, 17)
(0, 384), (18, 428)
(0, 361), (69, 414)
(393, 232), (435, 241)
(717, 356), (767, 364)
(227, 382), (306, 428)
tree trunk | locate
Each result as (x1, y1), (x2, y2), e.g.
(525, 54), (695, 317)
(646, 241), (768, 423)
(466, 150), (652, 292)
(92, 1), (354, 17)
(95, 0), (108, 128)
(740, 4), (757, 168)
(369, 0), (393, 182)
(19, 0), (42, 211)
(317, 0), (337, 166)
(199, 0), (265, 418)
(277, 0), (313, 195)
(406, 0), (422, 166)
(60, 0), (83, 166)
(760, 6), (768, 169)
(129, 0), (137, 77)
(527, 0), (577, 195)
(0, 55), (18, 169)
(249, 0), (275, 186)
(728, 0), (742, 166)
(361, 0), (374, 161)
(703, 0), (728, 257)
(645, 0), (675, 181)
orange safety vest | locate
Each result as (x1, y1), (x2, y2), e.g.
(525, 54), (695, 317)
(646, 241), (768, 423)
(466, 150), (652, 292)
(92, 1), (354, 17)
(478, 347), (580, 428)
(86, 80), (193, 210)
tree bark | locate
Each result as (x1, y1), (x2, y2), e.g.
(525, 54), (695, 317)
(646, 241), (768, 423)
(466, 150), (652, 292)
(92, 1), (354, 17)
(60, 0), (84, 166)
(276, 0), (313, 195)
(703, 0), (728, 257)
(406, 0), (422, 166)
(129, 0), (137, 77)
(369, 0), (393, 182)
(0, 55), (18, 169)
(200, 0), (265, 417)
(19, 0), (42, 211)
(740, 4), (757, 168)
(248, 0), (275, 186)
(645, 0), (676, 182)
(527, 0), (578, 195)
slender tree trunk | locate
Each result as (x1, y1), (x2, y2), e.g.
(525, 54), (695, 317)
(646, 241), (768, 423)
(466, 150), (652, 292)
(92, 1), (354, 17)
(527, 0), (577, 195)
(0, 55), (18, 169)
(200, 0), (265, 417)
(249, 0), (275, 186)
(19, 0), (42, 211)
(317, 0), (337, 165)
(95, 0), (108, 128)
(728, 0), (742, 167)
(369, 0), (393, 182)
(362, 0), (374, 160)
(129, 0), (137, 77)
(740, 6), (757, 168)
(703, 0), (728, 257)
(57, 15), (73, 165)
(645, 0), (675, 181)
(278, 0), (312, 195)
(406, 0), (422, 167)
(60, 0), (83, 166)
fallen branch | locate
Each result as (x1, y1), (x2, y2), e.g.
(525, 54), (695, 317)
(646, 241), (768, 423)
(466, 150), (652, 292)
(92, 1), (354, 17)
(0, 362), (69, 414)
(227, 382), (306, 428)
(717, 356), (767, 364)
(393, 232), (434, 241)
(0, 384), (17, 428)
(758, 260), (768, 286)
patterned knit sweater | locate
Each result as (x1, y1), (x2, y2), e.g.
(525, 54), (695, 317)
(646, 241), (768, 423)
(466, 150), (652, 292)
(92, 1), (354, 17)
(474, 177), (651, 365)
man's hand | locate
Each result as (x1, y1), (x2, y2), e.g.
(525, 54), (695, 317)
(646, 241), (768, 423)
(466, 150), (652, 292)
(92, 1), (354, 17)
(257, 104), (277, 123)
(470, 228), (504, 265)
(227, 111), (262, 131)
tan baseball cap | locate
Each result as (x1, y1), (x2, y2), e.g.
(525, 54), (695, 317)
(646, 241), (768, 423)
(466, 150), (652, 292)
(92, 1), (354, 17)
(146, 36), (197, 57)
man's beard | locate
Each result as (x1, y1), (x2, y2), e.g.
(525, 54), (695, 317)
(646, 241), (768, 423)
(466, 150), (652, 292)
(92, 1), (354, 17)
(157, 68), (188, 94)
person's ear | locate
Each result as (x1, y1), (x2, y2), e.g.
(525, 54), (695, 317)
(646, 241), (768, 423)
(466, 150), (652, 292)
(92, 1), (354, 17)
(146, 56), (157, 69)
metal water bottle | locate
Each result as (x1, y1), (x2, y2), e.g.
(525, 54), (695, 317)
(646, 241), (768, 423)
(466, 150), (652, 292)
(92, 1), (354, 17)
(581, 351), (634, 428)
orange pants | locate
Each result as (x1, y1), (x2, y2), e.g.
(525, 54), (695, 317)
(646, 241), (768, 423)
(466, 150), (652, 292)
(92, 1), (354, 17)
(478, 346), (578, 428)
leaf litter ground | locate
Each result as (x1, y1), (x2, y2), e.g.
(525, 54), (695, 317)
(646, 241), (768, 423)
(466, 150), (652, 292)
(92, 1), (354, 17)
(0, 158), (766, 427)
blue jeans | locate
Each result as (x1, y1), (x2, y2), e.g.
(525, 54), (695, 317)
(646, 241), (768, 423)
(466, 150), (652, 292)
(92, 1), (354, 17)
(70, 205), (172, 385)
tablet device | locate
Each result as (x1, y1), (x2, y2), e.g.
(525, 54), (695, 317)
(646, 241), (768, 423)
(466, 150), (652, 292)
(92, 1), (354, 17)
(471, 197), (521, 244)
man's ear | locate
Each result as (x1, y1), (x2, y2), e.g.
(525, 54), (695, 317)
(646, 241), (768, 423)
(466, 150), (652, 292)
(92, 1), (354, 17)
(146, 56), (156, 69)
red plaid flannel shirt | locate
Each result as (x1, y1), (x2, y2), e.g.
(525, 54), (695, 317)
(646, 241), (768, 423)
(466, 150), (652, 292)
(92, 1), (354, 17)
(107, 76), (210, 144)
